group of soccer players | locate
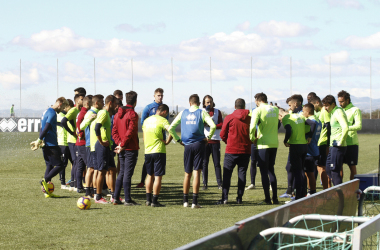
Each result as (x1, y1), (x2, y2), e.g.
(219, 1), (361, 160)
(32, 86), (361, 208)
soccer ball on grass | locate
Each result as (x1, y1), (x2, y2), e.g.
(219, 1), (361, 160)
(77, 197), (91, 210)
(41, 181), (54, 194)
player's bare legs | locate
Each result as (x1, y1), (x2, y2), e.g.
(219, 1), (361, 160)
(153, 176), (162, 195)
(146, 174), (154, 194)
(193, 170), (201, 194)
(317, 166), (328, 190)
(184, 172), (192, 194)
(305, 172), (316, 194)
(349, 165), (357, 180)
(108, 167), (116, 193)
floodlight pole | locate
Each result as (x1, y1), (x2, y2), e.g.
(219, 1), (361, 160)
(171, 57), (174, 112)
(330, 56), (332, 94)
(210, 57), (212, 96)
(131, 58), (134, 91)
(251, 56), (252, 111)
(290, 57), (292, 95)
(57, 58), (58, 98)
(370, 56), (372, 119)
(94, 58), (96, 94)
(20, 59), (21, 116)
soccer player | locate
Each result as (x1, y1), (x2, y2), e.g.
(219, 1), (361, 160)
(10, 104), (15, 117)
(307, 92), (317, 103)
(30, 97), (67, 198)
(142, 104), (173, 207)
(302, 103), (321, 195)
(310, 96), (323, 120)
(250, 93), (279, 204)
(168, 94), (216, 208)
(281, 98), (310, 200)
(57, 99), (74, 189)
(74, 87), (86, 96)
(112, 91), (140, 206)
(216, 98), (251, 205)
(136, 88), (169, 188)
(201, 95), (223, 190)
(61, 93), (85, 191)
(113, 91), (123, 175)
(322, 95), (349, 186)
(113, 90), (123, 103)
(75, 95), (92, 193)
(338, 90), (361, 180)
(245, 141), (259, 190)
(288, 94), (303, 114)
(93, 95), (117, 204)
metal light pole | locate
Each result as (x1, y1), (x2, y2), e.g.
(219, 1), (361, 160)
(251, 57), (252, 111)
(131, 58), (134, 91)
(57, 58), (59, 98)
(210, 57), (212, 95)
(370, 56), (372, 119)
(171, 57), (174, 112)
(330, 56), (332, 94)
(94, 58), (96, 94)
(20, 59), (21, 116)
(290, 57), (292, 95)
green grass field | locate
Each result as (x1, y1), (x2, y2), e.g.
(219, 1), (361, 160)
(0, 132), (379, 249)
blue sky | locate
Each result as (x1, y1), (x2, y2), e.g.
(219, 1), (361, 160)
(1, 0), (380, 111)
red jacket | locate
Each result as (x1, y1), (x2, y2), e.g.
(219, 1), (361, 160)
(220, 109), (251, 154)
(75, 107), (88, 146)
(112, 105), (139, 151)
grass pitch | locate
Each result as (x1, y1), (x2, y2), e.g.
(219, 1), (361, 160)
(0, 132), (378, 249)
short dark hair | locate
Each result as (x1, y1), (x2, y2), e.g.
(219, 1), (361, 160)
(308, 92), (317, 98)
(155, 88), (164, 94)
(113, 90), (123, 96)
(309, 96), (321, 105)
(189, 94), (200, 104)
(56, 97), (66, 104)
(74, 93), (85, 103)
(254, 92), (267, 103)
(74, 87), (86, 95)
(202, 95), (215, 108)
(157, 104), (169, 113)
(125, 91), (138, 105)
(67, 99), (74, 108)
(92, 95), (104, 105)
(235, 98), (246, 109)
(322, 95), (336, 105)
(337, 90), (351, 102)
(86, 95), (93, 99)
(115, 98), (123, 107)
(105, 95), (115, 105)
(83, 96), (92, 105)
(303, 103), (315, 114)
(288, 94), (303, 105)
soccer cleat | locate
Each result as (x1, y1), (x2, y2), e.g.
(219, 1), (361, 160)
(74, 188), (78, 192)
(270, 185), (272, 191)
(124, 200), (141, 206)
(215, 199), (228, 205)
(236, 198), (243, 204)
(113, 199), (123, 205)
(61, 185), (69, 190)
(135, 182), (144, 188)
(95, 197), (109, 204)
(40, 179), (51, 195)
(218, 185), (222, 190)
(264, 199), (272, 205)
(191, 203), (202, 209)
(66, 179), (71, 185)
(68, 186), (75, 191)
(151, 202), (166, 207)
(77, 188), (85, 193)
(279, 193), (292, 198)
(285, 197), (296, 204)
(245, 184), (255, 190)
(110, 197), (125, 203)
(183, 202), (189, 208)
(272, 199), (279, 205)
(45, 193), (60, 198)
(202, 185), (208, 191)
(145, 201), (151, 206)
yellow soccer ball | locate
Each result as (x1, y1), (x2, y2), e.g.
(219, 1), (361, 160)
(77, 197), (91, 210)
(41, 181), (54, 194)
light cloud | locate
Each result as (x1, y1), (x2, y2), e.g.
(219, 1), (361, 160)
(236, 21), (250, 31)
(0, 68), (41, 89)
(342, 32), (380, 49)
(254, 20), (318, 37)
(325, 0), (363, 9)
(115, 23), (166, 33)
(323, 51), (350, 64)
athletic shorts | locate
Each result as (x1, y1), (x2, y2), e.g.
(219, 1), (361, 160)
(343, 145), (359, 166)
(86, 147), (92, 168)
(304, 155), (318, 173)
(43, 146), (63, 167)
(59, 145), (72, 166)
(184, 141), (205, 173)
(145, 153), (166, 176)
(95, 141), (116, 171)
(90, 151), (97, 170)
(251, 144), (258, 166)
(317, 144), (328, 166)
(326, 146), (347, 176)
(77, 145), (88, 166)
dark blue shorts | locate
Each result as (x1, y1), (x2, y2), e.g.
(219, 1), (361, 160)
(304, 155), (318, 173)
(285, 144), (307, 172)
(326, 146), (347, 177)
(86, 147), (92, 168)
(43, 146), (63, 167)
(90, 151), (97, 170)
(184, 141), (205, 173)
(68, 143), (78, 162)
(95, 141), (116, 171)
(145, 153), (166, 176)
(251, 144), (258, 166)
(317, 144), (328, 166)
(223, 153), (250, 171)
(59, 145), (72, 166)
(343, 145), (358, 166)
(77, 145), (87, 166)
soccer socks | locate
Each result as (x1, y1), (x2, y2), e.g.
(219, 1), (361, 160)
(146, 193), (152, 203)
(183, 194), (189, 203)
(152, 195), (159, 204)
(96, 193), (101, 201)
(192, 194), (198, 205)
(85, 187), (90, 196)
(310, 189), (316, 195)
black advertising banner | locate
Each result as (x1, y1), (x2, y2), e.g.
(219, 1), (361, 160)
(0, 117), (42, 132)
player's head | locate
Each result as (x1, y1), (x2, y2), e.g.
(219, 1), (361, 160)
(12, 104), (14, 106)
(309, 96), (322, 112)
(74, 93), (85, 108)
(113, 90), (123, 101)
(105, 95), (116, 114)
(83, 96), (92, 109)
(302, 103), (315, 118)
(125, 91), (138, 106)
(235, 98), (246, 110)
(54, 97), (67, 112)
(322, 95), (336, 113)
(202, 95), (215, 110)
(74, 87), (86, 96)
(307, 92), (317, 103)
(288, 94), (302, 112)
(189, 94), (200, 106)
(337, 90), (350, 109)
(154, 88), (164, 103)
(114, 97), (123, 112)
(92, 94), (104, 110)
(254, 92), (267, 107)
(156, 104), (169, 117)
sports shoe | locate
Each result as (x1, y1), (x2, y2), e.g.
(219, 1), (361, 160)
(113, 199), (123, 205)
(285, 197), (296, 204)
(272, 199), (279, 205)
(263, 199), (272, 205)
(61, 185), (68, 190)
(183, 202), (189, 208)
(74, 188), (78, 192)
(151, 202), (166, 207)
(68, 186), (75, 191)
(215, 199), (228, 205)
(45, 193), (60, 198)
(191, 203), (202, 209)
(77, 188), (85, 193)
(110, 197), (125, 203)
(245, 184), (255, 190)
(146, 201), (151, 206)
(218, 185), (222, 190)
(270, 185), (272, 191)
(135, 182), (144, 188)
(279, 193), (292, 198)
(95, 197), (109, 204)
(40, 179), (51, 195)
(236, 198), (243, 204)
(125, 200), (141, 206)
(66, 179), (71, 185)
(202, 185), (208, 191)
